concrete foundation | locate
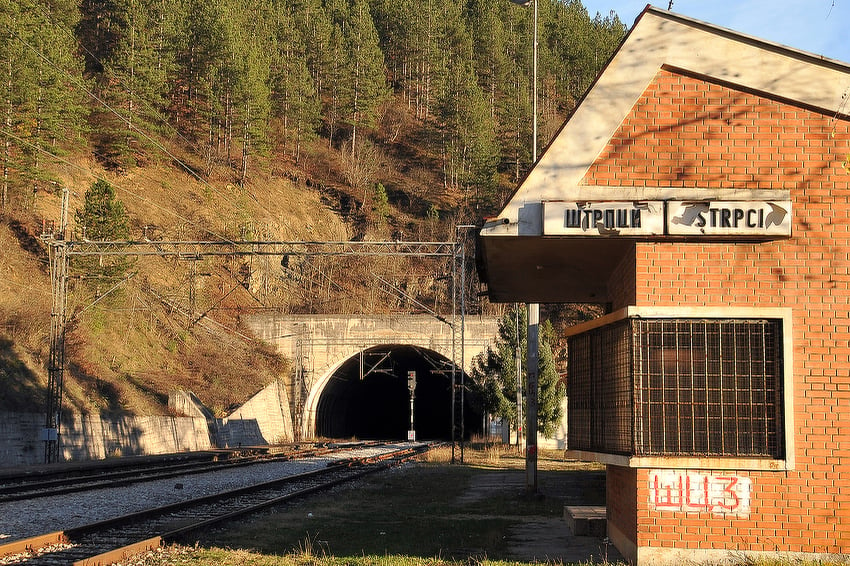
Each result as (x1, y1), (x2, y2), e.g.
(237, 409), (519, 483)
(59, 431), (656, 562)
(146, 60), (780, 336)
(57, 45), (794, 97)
(564, 505), (607, 537)
(213, 381), (294, 447)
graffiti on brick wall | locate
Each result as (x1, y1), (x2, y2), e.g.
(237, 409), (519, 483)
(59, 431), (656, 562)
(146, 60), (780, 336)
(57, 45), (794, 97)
(649, 470), (752, 516)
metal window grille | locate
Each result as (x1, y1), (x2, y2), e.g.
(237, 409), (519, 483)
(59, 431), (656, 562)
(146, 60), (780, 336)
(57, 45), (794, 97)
(568, 319), (633, 455)
(568, 317), (784, 459)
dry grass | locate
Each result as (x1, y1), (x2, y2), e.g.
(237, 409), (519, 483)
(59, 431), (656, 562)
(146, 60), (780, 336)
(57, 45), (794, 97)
(0, 223), (52, 411)
(419, 441), (595, 473)
(0, 106), (496, 416)
(1, 147), (344, 415)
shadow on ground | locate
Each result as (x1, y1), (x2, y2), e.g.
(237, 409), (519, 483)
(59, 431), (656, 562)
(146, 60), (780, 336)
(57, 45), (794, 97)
(190, 462), (625, 565)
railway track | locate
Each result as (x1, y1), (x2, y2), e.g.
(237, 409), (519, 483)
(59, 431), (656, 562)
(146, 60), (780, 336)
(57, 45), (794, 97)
(0, 441), (376, 502)
(0, 442), (436, 566)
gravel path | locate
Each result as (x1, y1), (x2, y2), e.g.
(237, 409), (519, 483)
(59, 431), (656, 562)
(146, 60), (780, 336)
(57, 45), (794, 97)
(0, 443), (411, 543)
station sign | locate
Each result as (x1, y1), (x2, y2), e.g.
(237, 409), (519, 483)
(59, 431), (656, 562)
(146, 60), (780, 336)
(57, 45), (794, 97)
(543, 200), (792, 239)
(542, 201), (665, 236)
(667, 200), (792, 237)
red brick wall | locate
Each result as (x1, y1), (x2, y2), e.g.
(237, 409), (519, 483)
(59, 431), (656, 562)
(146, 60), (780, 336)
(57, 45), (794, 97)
(607, 465), (638, 545)
(587, 69), (850, 554)
(607, 243), (637, 310)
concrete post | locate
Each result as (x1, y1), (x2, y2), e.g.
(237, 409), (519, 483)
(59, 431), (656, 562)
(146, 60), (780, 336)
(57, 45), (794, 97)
(526, 302), (539, 493)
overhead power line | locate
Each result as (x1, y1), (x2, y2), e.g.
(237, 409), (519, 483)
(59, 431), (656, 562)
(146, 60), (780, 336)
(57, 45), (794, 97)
(56, 240), (457, 258)
(39, 229), (470, 462)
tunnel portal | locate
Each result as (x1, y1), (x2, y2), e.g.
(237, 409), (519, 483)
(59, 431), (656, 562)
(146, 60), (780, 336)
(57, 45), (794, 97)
(315, 345), (482, 441)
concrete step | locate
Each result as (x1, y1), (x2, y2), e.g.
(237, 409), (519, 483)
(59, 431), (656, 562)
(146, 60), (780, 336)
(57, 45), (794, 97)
(564, 505), (607, 537)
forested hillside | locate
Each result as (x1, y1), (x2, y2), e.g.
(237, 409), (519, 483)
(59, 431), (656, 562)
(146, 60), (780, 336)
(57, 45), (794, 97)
(0, 0), (625, 416)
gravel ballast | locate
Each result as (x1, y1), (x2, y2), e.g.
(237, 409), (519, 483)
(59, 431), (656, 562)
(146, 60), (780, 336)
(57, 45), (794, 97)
(0, 444), (411, 542)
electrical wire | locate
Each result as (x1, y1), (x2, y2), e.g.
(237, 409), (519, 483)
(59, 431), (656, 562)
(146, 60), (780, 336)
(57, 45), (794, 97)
(0, 17), (273, 231)
(0, 126), (230, 241)
(2, 6), (461, 322)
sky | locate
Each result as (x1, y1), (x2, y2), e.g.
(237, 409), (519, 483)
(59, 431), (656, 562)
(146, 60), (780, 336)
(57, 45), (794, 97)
(580, 1), (850, 64)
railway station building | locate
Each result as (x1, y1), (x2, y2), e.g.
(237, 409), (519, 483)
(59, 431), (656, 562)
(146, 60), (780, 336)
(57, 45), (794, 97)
(477, 6), (850, 564)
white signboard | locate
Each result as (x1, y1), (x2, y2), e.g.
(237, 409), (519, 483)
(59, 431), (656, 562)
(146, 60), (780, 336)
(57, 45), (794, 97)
(543, 200), (792, 238)
(667, 200), (792, 237)
(543, 201), (665, 236)
(649, 470), (752, 517)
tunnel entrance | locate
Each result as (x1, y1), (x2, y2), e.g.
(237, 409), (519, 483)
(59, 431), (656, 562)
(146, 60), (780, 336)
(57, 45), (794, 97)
(315, 345), (482, 441)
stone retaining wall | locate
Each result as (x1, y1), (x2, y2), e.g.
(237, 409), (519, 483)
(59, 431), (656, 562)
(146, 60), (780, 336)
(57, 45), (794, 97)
(0, 380), (293, 465)
(0, 411), (213, 466)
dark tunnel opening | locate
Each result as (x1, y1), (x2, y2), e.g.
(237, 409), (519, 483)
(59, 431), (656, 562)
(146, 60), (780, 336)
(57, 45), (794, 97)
(315, 345), (482, 441)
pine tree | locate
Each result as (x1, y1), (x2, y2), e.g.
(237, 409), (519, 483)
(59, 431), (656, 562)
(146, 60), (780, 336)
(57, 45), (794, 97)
(219, 0), (272, 184)
(469, 305), (565, 438)
(544, 0), (625, 113)
(75, 178), (130, 240)
(1, 0), (33, 209)
(1, 0), (86, 210)
(171, 0), (228, 139)
(369, 0), (429, 119)
(291, 0), (333, 121)
(490, 1), (532, 182)
(268, 1), (320, 163)
(76, 0), (174, 168)
(432, 0), (498, 214)
(343, 0), (387, 156)
(466, 0), (508, 125)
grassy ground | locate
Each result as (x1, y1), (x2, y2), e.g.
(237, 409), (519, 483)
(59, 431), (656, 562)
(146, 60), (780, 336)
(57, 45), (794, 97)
(120, 444), (616, 566)
(115, 444), (849, 566)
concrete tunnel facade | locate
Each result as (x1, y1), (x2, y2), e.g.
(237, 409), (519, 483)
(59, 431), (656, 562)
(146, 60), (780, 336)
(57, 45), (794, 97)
(310, 344), (482, 440)
(245, 314), (500, 441)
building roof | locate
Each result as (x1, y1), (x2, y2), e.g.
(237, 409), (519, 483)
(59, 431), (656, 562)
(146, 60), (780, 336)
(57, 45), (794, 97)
(477, 5), (850, 303)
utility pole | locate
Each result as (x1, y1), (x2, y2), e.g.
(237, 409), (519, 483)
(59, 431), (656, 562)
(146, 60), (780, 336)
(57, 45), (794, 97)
(456, 225), (475, 462)
(507, 0), (541, 494)
(527, 0), (540, 495)
(451, 238), (458, 464)
(188, 259), (197, 329)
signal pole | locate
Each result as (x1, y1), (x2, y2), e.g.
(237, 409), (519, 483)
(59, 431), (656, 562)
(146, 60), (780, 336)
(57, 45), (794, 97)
(407, 370), (416, 441)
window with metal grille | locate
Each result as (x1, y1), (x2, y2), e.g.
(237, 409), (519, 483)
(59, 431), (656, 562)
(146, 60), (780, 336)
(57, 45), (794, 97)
(568, 317), (784, 459)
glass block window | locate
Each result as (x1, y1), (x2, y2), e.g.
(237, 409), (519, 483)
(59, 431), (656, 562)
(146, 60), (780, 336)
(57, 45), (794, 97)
(568, 317), (784, 459)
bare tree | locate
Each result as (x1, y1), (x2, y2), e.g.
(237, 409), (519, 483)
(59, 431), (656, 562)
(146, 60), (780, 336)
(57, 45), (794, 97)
(341, 137), (381, 210)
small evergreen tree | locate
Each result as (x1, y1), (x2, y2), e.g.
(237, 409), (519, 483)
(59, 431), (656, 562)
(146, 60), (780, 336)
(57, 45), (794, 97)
(469, 304), (565, 438)
(372, 182), (390, 225)
(74, 179), (132, 284)
(75, 179), (130, 240)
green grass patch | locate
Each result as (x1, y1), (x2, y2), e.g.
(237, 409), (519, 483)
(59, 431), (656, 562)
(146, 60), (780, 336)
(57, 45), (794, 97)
(140, 546), (574, 566)
(196, 465), (531, 560)
(173, 451), (608, 565)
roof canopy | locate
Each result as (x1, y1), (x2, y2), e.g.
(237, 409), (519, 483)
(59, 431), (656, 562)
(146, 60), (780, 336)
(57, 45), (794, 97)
(477, 5), (850, 303)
